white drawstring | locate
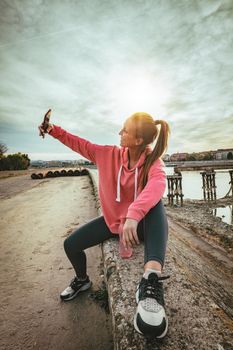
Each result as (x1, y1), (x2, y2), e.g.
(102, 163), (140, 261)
(116, 165), (123, 202)
(116, 165), (138, 202)
(134, 167), (138, 200)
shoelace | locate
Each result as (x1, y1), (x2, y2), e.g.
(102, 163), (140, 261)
(70, 276), (86, 289)
(139, 274), (170, 306)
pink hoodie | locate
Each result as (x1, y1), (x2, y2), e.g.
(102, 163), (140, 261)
(49, 125), (166, 234)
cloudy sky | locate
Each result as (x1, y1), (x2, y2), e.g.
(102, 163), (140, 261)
(0, 0), (232, 160)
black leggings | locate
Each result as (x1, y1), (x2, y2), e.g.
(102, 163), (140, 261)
(64, 200), (168, 278)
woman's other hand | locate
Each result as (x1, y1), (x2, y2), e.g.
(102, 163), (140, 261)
(122, 218), (140, 248)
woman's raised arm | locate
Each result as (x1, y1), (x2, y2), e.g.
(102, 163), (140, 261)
(50, 125), (99, 163)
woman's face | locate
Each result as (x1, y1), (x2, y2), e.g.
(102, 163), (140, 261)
(119, 119), (139, 147)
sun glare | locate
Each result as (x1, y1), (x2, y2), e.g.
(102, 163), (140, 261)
(106, 67), (171, 122)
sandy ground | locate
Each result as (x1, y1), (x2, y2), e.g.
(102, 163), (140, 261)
(0, 173), (113, 350)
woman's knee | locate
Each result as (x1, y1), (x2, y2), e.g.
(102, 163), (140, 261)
(64, 236), (71, 254)
(63, 228), (88, 254)
(152, 200), (165, 215)
(146, 201), (167, 226)
(63, 234), (81, 255)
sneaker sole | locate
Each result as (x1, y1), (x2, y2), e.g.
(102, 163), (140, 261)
(134, 286), (168, 338)
(60, 281), (92, 302)
(133, 311), (168, 339)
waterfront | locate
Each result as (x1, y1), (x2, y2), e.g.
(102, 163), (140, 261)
(165, 168), (233, 225)
(212, 205), (233, 226)
(165, 167), (231, 200)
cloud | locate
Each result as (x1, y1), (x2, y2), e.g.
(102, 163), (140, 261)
(0, 0), (233, 159)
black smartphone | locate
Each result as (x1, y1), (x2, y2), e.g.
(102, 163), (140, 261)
(39, 109), (52, 138)
(42, 109), (51, 130)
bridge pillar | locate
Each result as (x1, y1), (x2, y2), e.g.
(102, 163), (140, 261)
(167, 172), (184, 206)
(200, 169), (217, 201)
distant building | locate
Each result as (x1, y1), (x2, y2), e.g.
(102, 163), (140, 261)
(30, 160), (47, 168)
(77, 159), (95, 165)
(215, 148), (233, 160)
(61, 161), (74, 167)
(170, 153), (188, 161)
(77, 159), (86, 165)
(47, 160), (63, 167)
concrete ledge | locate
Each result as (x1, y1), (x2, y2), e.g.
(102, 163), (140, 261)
(87, 169), (233, 350)
(88, 169), (150, 349)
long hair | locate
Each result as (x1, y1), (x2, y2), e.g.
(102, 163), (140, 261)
(129, 112), (170, 189)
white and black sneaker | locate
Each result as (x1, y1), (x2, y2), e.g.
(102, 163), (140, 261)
(134, 270), (169, 338)
(60, 275), (92, 301)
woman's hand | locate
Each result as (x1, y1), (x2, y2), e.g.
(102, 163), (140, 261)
(122, 218), (140, 248)
(38, 109), (53, 138)
(38, 123), (53, 138)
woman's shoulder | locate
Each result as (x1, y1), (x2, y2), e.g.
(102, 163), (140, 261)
(148, 157), (166, 175)
(97, 144), (120, 151)
(95, 144), (121, 157)
(151, 157), (165, 167)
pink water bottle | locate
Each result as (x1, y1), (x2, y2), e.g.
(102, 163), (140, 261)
(119, 223), (133, 258)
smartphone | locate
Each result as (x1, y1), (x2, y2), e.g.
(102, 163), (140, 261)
(42, 109), (51, 130)
(39, 109), (52, 138)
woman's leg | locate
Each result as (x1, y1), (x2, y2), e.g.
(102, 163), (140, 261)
(64, 215), (116, 278)
(134, 200), (169, 338)
(137, 200), (169, 271)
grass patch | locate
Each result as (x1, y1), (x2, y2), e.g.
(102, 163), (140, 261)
(220, 235), (233, 249)
(89, 281), (109, 313)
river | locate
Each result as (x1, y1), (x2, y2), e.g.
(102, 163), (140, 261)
(165, 167), (232, 226)
(165, 167), (231, 200)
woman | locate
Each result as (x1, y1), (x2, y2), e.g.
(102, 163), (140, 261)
(38, 112), (170, 339)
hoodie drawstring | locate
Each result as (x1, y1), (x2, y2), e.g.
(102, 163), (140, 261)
(116, 165), (138, 202)
(134, 167), (138, 200)
(116, 165), (123, 202)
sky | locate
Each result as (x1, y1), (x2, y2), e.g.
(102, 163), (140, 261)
(0, 0), (233, 161)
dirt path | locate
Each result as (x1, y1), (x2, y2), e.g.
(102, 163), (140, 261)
(0, 174), (46, 199)
(0, 168), (76, 200)
(0, 175), (113, 350)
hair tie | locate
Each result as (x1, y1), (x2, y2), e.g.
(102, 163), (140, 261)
(154, 120), (162, 126)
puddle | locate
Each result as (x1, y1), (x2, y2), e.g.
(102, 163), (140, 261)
(212, 205), (233, 226)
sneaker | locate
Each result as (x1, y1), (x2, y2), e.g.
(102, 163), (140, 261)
(134, 271), (169, 338)
(60, 275), (92, 301)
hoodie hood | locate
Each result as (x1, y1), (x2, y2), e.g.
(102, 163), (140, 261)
(121, 145), (152, 170)
(116, 145), (152, 203)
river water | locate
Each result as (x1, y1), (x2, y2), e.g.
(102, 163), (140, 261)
(165, 167), (232, 225)
(165, 167), (231, 200)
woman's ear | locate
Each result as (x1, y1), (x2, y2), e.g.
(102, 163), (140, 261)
(135, 137), (144, 146)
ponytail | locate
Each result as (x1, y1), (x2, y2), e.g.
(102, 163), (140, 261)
(140, 119), (170, 189)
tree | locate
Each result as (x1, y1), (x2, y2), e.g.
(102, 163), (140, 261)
(186, 153), (197, 161)
(0, 152), (30, 170)
(203, 152), (214, 161)
(0, 142), (8, 157)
